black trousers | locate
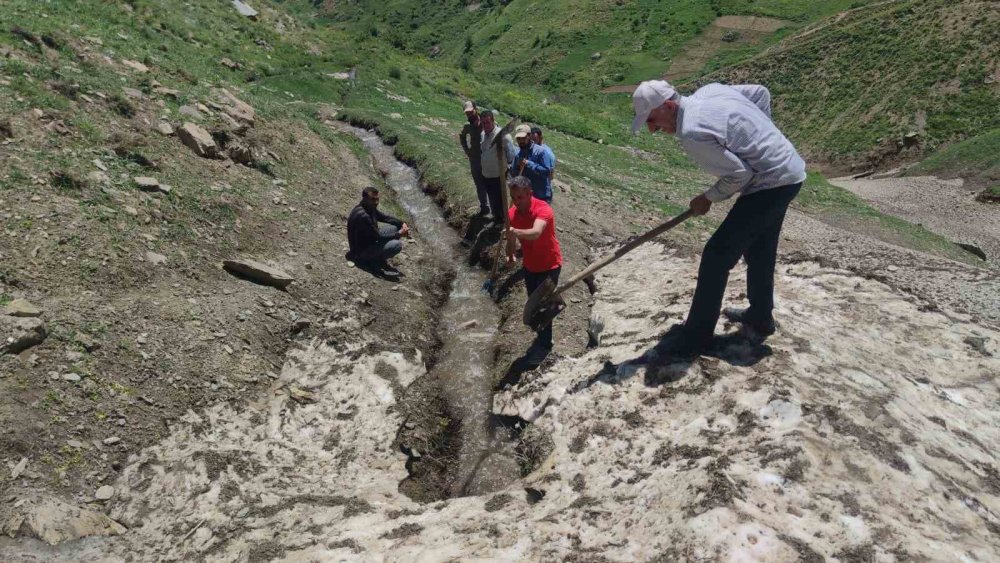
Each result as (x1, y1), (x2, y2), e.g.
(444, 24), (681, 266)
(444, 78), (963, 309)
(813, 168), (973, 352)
(471, 166), (488, 212)
(482, 176), (504, 219)
(524, 266), (561, 348)
(684, 183), (802, 343)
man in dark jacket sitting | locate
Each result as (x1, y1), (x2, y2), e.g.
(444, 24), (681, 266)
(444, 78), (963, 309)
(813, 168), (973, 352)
(347, 187), (409, 267)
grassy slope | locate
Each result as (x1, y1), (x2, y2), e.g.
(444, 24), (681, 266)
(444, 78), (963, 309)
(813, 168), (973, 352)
(0, 0), (975, 264)
(906, 128), (1000, 189)
(704, 0), (1000, 163)
(323, 0), (873, 96)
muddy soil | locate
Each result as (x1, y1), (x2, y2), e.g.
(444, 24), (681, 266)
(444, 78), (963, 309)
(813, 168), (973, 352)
(0, 116), (444, 508)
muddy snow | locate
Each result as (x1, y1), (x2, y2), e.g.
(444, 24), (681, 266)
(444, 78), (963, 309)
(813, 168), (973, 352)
(4, 241), (998, 561)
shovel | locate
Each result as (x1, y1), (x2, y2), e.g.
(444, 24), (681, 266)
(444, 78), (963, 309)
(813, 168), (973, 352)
(481, 116), (519, 294)
(523, 209), (694, 330)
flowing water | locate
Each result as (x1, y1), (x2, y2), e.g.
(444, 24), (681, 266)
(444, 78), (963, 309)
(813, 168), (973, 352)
(341, 124), (520, 495)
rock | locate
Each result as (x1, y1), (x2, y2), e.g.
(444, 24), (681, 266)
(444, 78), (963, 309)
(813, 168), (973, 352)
(459, 319), (479, 330)
(103, 436), (120, 446)
(3, 299), (42, 318)
(227, 142), (253, 165)
(232, 0), (258, 18)
(212, 88), (255, 126)
(178, 105), (204, 120)
(0, 494), (126, 545)
(31, 108), (44, 119)
(94, 486), (115, 501)
(134, 176), (160, 191)
(177, 122), (222, 159)
(289, 386), (315, 404)
(591, 52), (601, 60)
(86, 171), (109, 185)
(887, 265), (899, 272)
(146, 251), (168, 266)
(11, 457), (28, 479)
(121, 59), (149, 73)
(156, 122), (174, 136)
(1, 316), (47, 355)
(220, 58), (241, 70)
(290, 319), (312, 335)
(152, 87), (180, 99)
(122, 87), (143, 99)
(74, 332), (99, 352)
(62, 373), (81, 383)
(222, 258), (294, 289)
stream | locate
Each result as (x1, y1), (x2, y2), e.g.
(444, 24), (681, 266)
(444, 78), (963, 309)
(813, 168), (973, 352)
(340, 124), (521, 496)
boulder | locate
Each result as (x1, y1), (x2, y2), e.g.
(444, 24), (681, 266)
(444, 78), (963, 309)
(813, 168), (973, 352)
(232, 0), (258, 18)
(156, 121), (174, 136)
(1, 316), (47, 355)
(178, 105), (204, 120)
(222, 258), (294, 289)
(212, 88), (255, 126)
(177, 122), (222, 159)
(121, 59), (149, 73)
(3, 299), (42, 317)
(1, 494), (126, 545)
(134, 176), (160, 191)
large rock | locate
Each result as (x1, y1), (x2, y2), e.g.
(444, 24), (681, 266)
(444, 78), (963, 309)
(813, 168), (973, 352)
(222, 258), (294, 289)
(212, 88), (255, 126)
(177, 122), (222, 159)
(1, 316), (46, 354)
(3, 298), (42, 317)
(1, 494), (126, 545)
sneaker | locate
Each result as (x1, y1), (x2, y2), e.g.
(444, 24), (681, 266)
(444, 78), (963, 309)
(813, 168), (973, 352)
(722, 307), (776, 336)
(478, 207), (491, 217)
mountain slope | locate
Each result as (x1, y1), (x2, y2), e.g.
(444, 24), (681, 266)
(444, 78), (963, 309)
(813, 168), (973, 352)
(703, 0), (1000, 169)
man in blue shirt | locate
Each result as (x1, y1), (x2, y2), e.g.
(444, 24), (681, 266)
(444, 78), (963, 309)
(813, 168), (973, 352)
(512, 124), (555, 202)
(530, 126), (556, 183)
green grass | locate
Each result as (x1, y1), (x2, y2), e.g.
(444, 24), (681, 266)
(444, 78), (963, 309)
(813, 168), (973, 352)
(705, 0), (1000, 161)
(906, 128), (1000, 187)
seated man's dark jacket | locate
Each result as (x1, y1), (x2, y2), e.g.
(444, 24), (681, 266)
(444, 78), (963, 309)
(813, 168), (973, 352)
(347, 203), (403, 255)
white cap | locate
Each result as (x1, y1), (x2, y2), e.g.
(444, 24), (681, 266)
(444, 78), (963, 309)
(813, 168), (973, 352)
(631, 80), (677, 134)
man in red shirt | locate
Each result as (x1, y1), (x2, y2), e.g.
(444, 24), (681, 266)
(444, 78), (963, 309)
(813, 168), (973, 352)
(505, 176), (562, 362)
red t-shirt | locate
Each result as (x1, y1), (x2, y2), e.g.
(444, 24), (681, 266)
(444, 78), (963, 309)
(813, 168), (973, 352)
(509, 197), (562, 273)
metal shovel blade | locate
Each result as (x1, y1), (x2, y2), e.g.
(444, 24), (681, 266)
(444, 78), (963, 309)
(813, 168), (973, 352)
(523, 277), (566, 331)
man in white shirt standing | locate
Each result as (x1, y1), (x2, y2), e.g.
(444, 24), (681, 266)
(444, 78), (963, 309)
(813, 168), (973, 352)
(632, 80), (806, 356)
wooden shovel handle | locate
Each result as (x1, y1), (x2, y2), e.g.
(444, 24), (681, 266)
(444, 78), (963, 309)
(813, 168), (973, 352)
(552, 209), (693, 298)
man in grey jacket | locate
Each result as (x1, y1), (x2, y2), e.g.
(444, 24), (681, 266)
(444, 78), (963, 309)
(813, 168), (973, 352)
(479, 109), (517, 220)
(632, 80), (806, 356)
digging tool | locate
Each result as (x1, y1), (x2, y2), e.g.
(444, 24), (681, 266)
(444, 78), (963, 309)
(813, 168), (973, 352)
(481, 116), (519, 294)
(523, 209), (694, 330)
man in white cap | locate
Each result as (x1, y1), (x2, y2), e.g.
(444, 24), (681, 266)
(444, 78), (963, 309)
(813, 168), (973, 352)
(632, 80), (806, 356)
(459, 101), (489, 216)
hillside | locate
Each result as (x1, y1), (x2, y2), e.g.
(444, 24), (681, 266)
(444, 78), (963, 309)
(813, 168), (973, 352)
(324, 0), (999, 171)
(2, 0), (999, 560)
(705, 0), (1000, 170)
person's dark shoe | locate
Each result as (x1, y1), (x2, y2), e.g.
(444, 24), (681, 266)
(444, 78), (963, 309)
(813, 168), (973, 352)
(478, 207), (490, 217)
(722, 307), (776, 337)
(644, 325), (710, 363)
(524, 342), (552, 366)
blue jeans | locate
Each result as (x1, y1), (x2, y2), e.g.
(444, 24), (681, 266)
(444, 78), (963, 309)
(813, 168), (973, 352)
(684, 183), (802, 344)
(359, 225), (402, 264)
